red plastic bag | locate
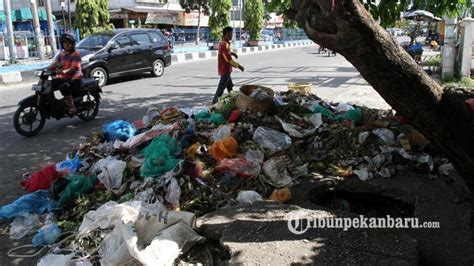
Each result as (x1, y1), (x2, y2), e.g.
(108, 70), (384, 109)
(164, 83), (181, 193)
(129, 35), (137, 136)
(20, 164), (64, 193)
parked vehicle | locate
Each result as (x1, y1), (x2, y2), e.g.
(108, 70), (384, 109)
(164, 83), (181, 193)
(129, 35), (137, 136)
(13, 70), (102, 137)
(76, 29), (172, 87)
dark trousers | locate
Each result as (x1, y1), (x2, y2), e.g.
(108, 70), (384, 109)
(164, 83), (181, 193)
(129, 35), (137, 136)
(212, 73), (234, 104)
(53, 79), (80, 96)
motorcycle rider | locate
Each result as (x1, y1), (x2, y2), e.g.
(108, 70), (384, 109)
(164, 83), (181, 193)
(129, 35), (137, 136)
(47, 33), (82, 114)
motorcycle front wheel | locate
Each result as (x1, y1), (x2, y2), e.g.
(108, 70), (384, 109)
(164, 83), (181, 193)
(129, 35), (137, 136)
(77, 93), (100, 121)
(13, 101), (46, 137)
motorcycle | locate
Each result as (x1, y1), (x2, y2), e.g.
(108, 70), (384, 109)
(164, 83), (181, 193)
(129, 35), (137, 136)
(13, 69), (102, 137)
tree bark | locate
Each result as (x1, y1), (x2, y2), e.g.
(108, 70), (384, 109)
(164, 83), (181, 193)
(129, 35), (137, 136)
(286, 0), (474, 194)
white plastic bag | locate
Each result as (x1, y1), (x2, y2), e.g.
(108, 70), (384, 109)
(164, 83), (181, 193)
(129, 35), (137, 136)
(372, 128), (395, 145)
(236, 191), (264, 204)
(90, 156), (127, 190)
(37, 253), (74, 266)
(10, 213), (40, 240)
(165, 178), (181, 208)
(252, 127), (292, 154)
(211, 125), (232, 142)
(245, 150), (264, 164)
(276, 114), (322, 138)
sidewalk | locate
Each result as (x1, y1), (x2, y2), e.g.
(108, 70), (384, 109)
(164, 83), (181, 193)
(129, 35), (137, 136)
(0, 40), (314, 85)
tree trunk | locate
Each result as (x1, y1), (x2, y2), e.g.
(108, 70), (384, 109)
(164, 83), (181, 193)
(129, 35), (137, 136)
(286, 0), (474, 194)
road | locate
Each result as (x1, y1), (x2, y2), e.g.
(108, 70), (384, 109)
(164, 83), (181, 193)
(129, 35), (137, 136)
(0, 45), (389, 205)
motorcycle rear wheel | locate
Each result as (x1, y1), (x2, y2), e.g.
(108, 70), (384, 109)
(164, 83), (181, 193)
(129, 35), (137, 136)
(77, 93), (100, 121)
(13, 101), (46, 137)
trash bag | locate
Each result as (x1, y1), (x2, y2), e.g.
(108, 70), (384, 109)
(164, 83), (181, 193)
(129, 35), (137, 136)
(209, 136), (238, 161)
(141, 134), (181, 178)
(37, 254), (75, 266)
(209, 113), (226, 125)
(10, 213), (40, 239)
(165, 178), (181, 208)
(56, 154), (83, 175)
(312, 103), (335, 119)
(211, 125), (232, 142)
(194, 110), (210, 122)
(335, 102), (355, 113)
(0, 190), (56, 220)
(263, 156), (308, 187)
(245, 150), (265, 164)
(269, 187), (292, 203)
(180, 127), (197, 149)
(252, 127), (292, 155)
(215, 157), (261, 177)
(32, 222), (61, 246)
(58, 175), (97, 206)
(103, 120), (137, 142)
(372, 128), (395, 145)
(276, 113), (322, 138)
(20, 164), (64, 193)
(227, 110), (241, 122)
(114, 123), (177, 150)
(90, 156), (127, 191)
(236, 191), (264, 204)
(142, 108), (161, 127)
(335, 108), (363, 126)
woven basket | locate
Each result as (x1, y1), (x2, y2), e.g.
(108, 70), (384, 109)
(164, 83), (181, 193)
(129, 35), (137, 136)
(235, 85), (275, 113)
(287, 82), (312, 95)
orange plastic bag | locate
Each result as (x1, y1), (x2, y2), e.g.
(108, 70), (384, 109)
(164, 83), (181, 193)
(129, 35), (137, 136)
(209, 137), (238, 161)
(269, 187), (292, 203)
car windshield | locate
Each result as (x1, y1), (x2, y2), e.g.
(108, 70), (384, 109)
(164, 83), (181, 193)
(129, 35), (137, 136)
(76, 34), (113, 49)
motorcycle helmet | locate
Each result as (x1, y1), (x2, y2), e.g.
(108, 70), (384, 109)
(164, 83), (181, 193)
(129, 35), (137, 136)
(60, 33), (76, 51)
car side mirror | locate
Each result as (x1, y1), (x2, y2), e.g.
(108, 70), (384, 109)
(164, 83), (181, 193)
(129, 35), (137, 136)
(108, 43), (119, 52)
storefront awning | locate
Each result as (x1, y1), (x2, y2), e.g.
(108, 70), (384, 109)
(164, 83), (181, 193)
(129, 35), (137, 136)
(12, 8), (33, 21)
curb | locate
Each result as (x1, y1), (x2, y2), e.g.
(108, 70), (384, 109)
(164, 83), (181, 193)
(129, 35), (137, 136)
(1, 40), (314, 86)
(171, 40), (314, 64)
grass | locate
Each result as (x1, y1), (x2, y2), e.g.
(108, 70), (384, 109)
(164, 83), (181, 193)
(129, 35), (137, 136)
(442, 77), (474, 89)
(424, 54), (441, 67)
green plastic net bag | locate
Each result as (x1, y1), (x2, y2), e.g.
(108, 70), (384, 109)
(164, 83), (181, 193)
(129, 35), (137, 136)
(141, 134), (181, 178)
(58, 175), (97, 206)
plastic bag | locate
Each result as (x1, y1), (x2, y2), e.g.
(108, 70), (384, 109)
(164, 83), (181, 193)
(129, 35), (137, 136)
(211, 125), (232, 142)
(58, 175), (97, 206)
(276, 113), (322, 138)
(335, 102), (355, 113)
(141, 134), (181, 178)
(0, 190), (56, 219)
(269, 187), (292, 203)
(10, 213), (40, 239)
(372, 128), (395, 145)
(312, 103), (335, 119)
(236, 191), (264, 204)
(252, 127), (292, 155)
(215, 157), (261, 177)
(209, 136), (238, 161)
(165, 178), (181, 208)
(180, 127), (197, 149)
(90, 156), (127, 190)
(245, 150), (264, 164)
(56, 154), (83, 174)
(142, 108), (161, 127)
(103, 120), (137, 141)
(209, 113), (226, 124)
(37, 253), (74, 266)
(32, 222), (61, 246)
(114, 123), (176, 150)
(335, 108), (363, 125)
(20, 164), (64, 193)
(263, 156), (308, 187)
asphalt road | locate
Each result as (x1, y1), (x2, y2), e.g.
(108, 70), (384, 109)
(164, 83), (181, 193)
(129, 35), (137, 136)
(0, 45), (389, 205)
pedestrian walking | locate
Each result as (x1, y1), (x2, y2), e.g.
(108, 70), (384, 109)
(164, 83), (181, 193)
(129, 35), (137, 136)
(212, 26), (245, 104)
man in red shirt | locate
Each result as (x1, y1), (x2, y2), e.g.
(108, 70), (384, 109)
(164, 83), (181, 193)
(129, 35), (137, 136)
(212, 26), (245, 104)
(48, 34), (82, 114)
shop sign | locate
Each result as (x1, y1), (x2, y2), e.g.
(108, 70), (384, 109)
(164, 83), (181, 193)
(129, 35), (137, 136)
(145, 11), (179, 25)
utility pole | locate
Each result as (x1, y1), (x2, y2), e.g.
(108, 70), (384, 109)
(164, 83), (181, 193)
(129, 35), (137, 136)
(67, 0), (72, 31)
(61, 1), (66, 32)
(45, 0), (57, 55)
(31, 0), (45, 59)
(3, 0), (16, 63)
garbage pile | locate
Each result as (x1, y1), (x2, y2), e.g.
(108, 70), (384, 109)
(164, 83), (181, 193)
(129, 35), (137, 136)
(0, 85), (452, 264)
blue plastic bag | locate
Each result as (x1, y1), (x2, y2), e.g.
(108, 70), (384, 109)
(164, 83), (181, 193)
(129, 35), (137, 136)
(0, 190), (57, 220)
(56, 154), (83, 174)
(32, 223), (61, 246)
(103, 120), (137, 141)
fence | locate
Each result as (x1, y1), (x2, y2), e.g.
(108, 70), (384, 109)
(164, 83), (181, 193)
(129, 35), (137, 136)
(0, 28), (80, 60)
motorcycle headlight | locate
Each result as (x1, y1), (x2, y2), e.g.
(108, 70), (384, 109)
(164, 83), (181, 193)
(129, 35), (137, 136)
(81, 54), (93, 63)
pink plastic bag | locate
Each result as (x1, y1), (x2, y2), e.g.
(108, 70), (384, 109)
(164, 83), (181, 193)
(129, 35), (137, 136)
(215, 157), (261, 178)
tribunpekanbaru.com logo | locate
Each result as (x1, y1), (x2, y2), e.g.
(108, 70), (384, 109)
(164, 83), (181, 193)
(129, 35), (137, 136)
(286, 210), (440, 234)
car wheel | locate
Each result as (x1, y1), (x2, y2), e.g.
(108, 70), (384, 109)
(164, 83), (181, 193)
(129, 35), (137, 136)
(151, 59), (165, 77)
(90, 67), (108, 87)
